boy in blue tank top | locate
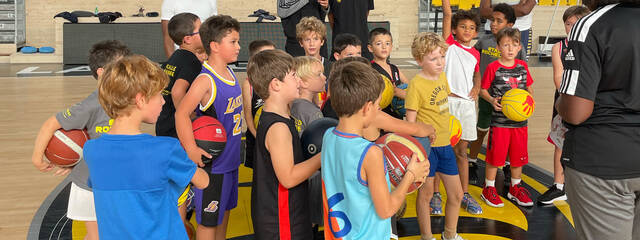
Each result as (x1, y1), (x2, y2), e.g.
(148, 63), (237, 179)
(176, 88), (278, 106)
(321, 61), (429, 240)
(175, 15), (242, 240)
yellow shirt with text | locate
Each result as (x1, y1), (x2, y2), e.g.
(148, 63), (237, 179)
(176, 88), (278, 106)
(405, 72), (451, 147)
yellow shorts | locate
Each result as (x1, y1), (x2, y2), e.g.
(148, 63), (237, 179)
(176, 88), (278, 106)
(177, 184), (192, 207)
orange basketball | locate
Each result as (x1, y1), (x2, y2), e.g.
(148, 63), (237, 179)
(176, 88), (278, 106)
(44, 129), (89, 167)
(449, 115), (462, 146)
(375, 133), (429, 193)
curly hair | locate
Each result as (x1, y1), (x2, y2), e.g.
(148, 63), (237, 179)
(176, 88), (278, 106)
(452, 9), (480, 32)
(296, 16), (327, 41)
(411, 32), (448, 61)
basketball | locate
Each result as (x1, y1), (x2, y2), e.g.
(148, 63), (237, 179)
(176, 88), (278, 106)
(254, 105), (263, 128)
(391, 83), (408, 116)
(301, 117), (339, 159)
(192, 116), (227, 164)
(44, 129), (89, 167)
(379, 75), (395, 109)
(375, 133), (428, 193)
(501, 88), (535, 122)
(449, 115), (462, 146)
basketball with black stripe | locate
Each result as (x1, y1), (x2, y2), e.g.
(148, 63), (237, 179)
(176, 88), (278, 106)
(375, 133), (428, 193)
(192, 116), (227, 164)
(44, 128), (89, 167)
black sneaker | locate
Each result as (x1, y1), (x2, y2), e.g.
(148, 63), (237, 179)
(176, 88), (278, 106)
(537, 184), (567, 205)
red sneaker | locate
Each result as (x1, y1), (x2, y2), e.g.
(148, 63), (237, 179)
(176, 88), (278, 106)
(508, 183), (534, 206)
(481, 186), (504, 207)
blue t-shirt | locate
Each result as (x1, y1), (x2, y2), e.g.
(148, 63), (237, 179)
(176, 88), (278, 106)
(84, 134), (197, 239)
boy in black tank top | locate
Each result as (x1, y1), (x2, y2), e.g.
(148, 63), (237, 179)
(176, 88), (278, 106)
(247, 49), (321, 239)
(368, 28), (410, 119)
(241, 40), (275, 168)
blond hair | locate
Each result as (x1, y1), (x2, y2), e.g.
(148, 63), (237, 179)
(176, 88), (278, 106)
(247, 49), (294, 100)
(294, 56), (322, 83)
(98, 55), (169, 118)
(411, 32), (448, 61)
(296, 16), (327, 42)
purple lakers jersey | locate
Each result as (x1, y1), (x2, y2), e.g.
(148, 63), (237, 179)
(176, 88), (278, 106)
(199, 61), (242, 173)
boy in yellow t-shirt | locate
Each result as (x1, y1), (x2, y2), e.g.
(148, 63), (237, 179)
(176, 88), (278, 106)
(405, 32), (464, 240)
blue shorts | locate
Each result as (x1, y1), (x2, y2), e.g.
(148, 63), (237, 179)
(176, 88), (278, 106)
(193, 169), (238, 227)
(427, 145), (459, 177)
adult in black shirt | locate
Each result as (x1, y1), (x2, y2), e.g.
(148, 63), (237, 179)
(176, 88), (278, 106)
(556, 1), (640, 239)
(156, 49), (202, 138)
(278, 0), (329, 58)
(328, 0), (374, 60)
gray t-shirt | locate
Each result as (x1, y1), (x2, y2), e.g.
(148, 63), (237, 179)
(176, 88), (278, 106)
(290, 98), (323, 135)
(474, 34), (526, 77)
(55, 90), (111, 191)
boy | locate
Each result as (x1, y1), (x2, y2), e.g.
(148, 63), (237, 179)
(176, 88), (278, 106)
(538, 5), (589, 205)
(291, 56), (327, 233)
(469, 3), (526, 175)
(479, 28), (534, 208)
(321, 61), (429, 239)
(247, 49), (322, 239)
(297, 16), (331, 78)
(175, 15), (242, 240)
(432, 0), (483, 215)
(291, 56), (326, 132)
(321, 33), (363, 119)
(83, 55), (209, 239)
(242, 39), (276, 169)
(368, 27), (409, 119)
(156, 12), (204, 138)
(406, 32), (464, 240)
(31, 40), (131, 240)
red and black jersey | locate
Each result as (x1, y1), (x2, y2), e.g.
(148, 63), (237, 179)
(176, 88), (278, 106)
(251, 111), (312, 240)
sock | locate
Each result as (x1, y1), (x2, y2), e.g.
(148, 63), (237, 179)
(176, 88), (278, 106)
(511, 178), (521, 187)
(555, 183), (564, 190)
(443, 226), (457, 239)
(485, 179), (495, 187)
(468, 158), (477, 163)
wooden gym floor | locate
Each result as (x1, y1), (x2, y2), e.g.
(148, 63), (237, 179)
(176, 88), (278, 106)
(0, 59), (573, 239)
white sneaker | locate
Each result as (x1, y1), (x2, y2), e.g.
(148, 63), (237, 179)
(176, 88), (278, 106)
(441, 233), (465, 240)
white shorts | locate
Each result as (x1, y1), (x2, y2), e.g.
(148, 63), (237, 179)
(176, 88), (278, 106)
(67, 182), (97, 221)
(448, 97), (477, 141)
(547, 115), (567, 149)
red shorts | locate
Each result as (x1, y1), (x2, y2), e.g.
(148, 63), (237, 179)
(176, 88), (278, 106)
(486, 126), (529, 167)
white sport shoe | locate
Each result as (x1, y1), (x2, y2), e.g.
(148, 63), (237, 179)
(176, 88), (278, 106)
(441, 233), (465, 240)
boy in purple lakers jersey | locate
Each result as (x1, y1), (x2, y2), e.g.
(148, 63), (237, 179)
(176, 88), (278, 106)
(175, 15), (242, 240)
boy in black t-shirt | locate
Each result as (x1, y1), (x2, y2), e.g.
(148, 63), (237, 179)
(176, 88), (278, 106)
(241, 40), (276, 169)
(368, 28), (409, 119)
(156, 12), (205, 138)
(154, 13), (205, 237)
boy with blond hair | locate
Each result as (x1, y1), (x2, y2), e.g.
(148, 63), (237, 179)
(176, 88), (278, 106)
(322, 61), (429, 240)
(407, 32), (464, 240)
(84, 55), (209, 239)
(175, 15), (242, 240)
(248, 49), (322, 239)
(479, 28), (534, 208)
(31, 40), (131, 240)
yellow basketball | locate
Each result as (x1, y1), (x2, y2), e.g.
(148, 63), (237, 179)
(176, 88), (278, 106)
(501, 88), (535, 122)
(254, 106), (263, 128)
(449, 115), (462, 146)
(379, 75), (395, 109)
